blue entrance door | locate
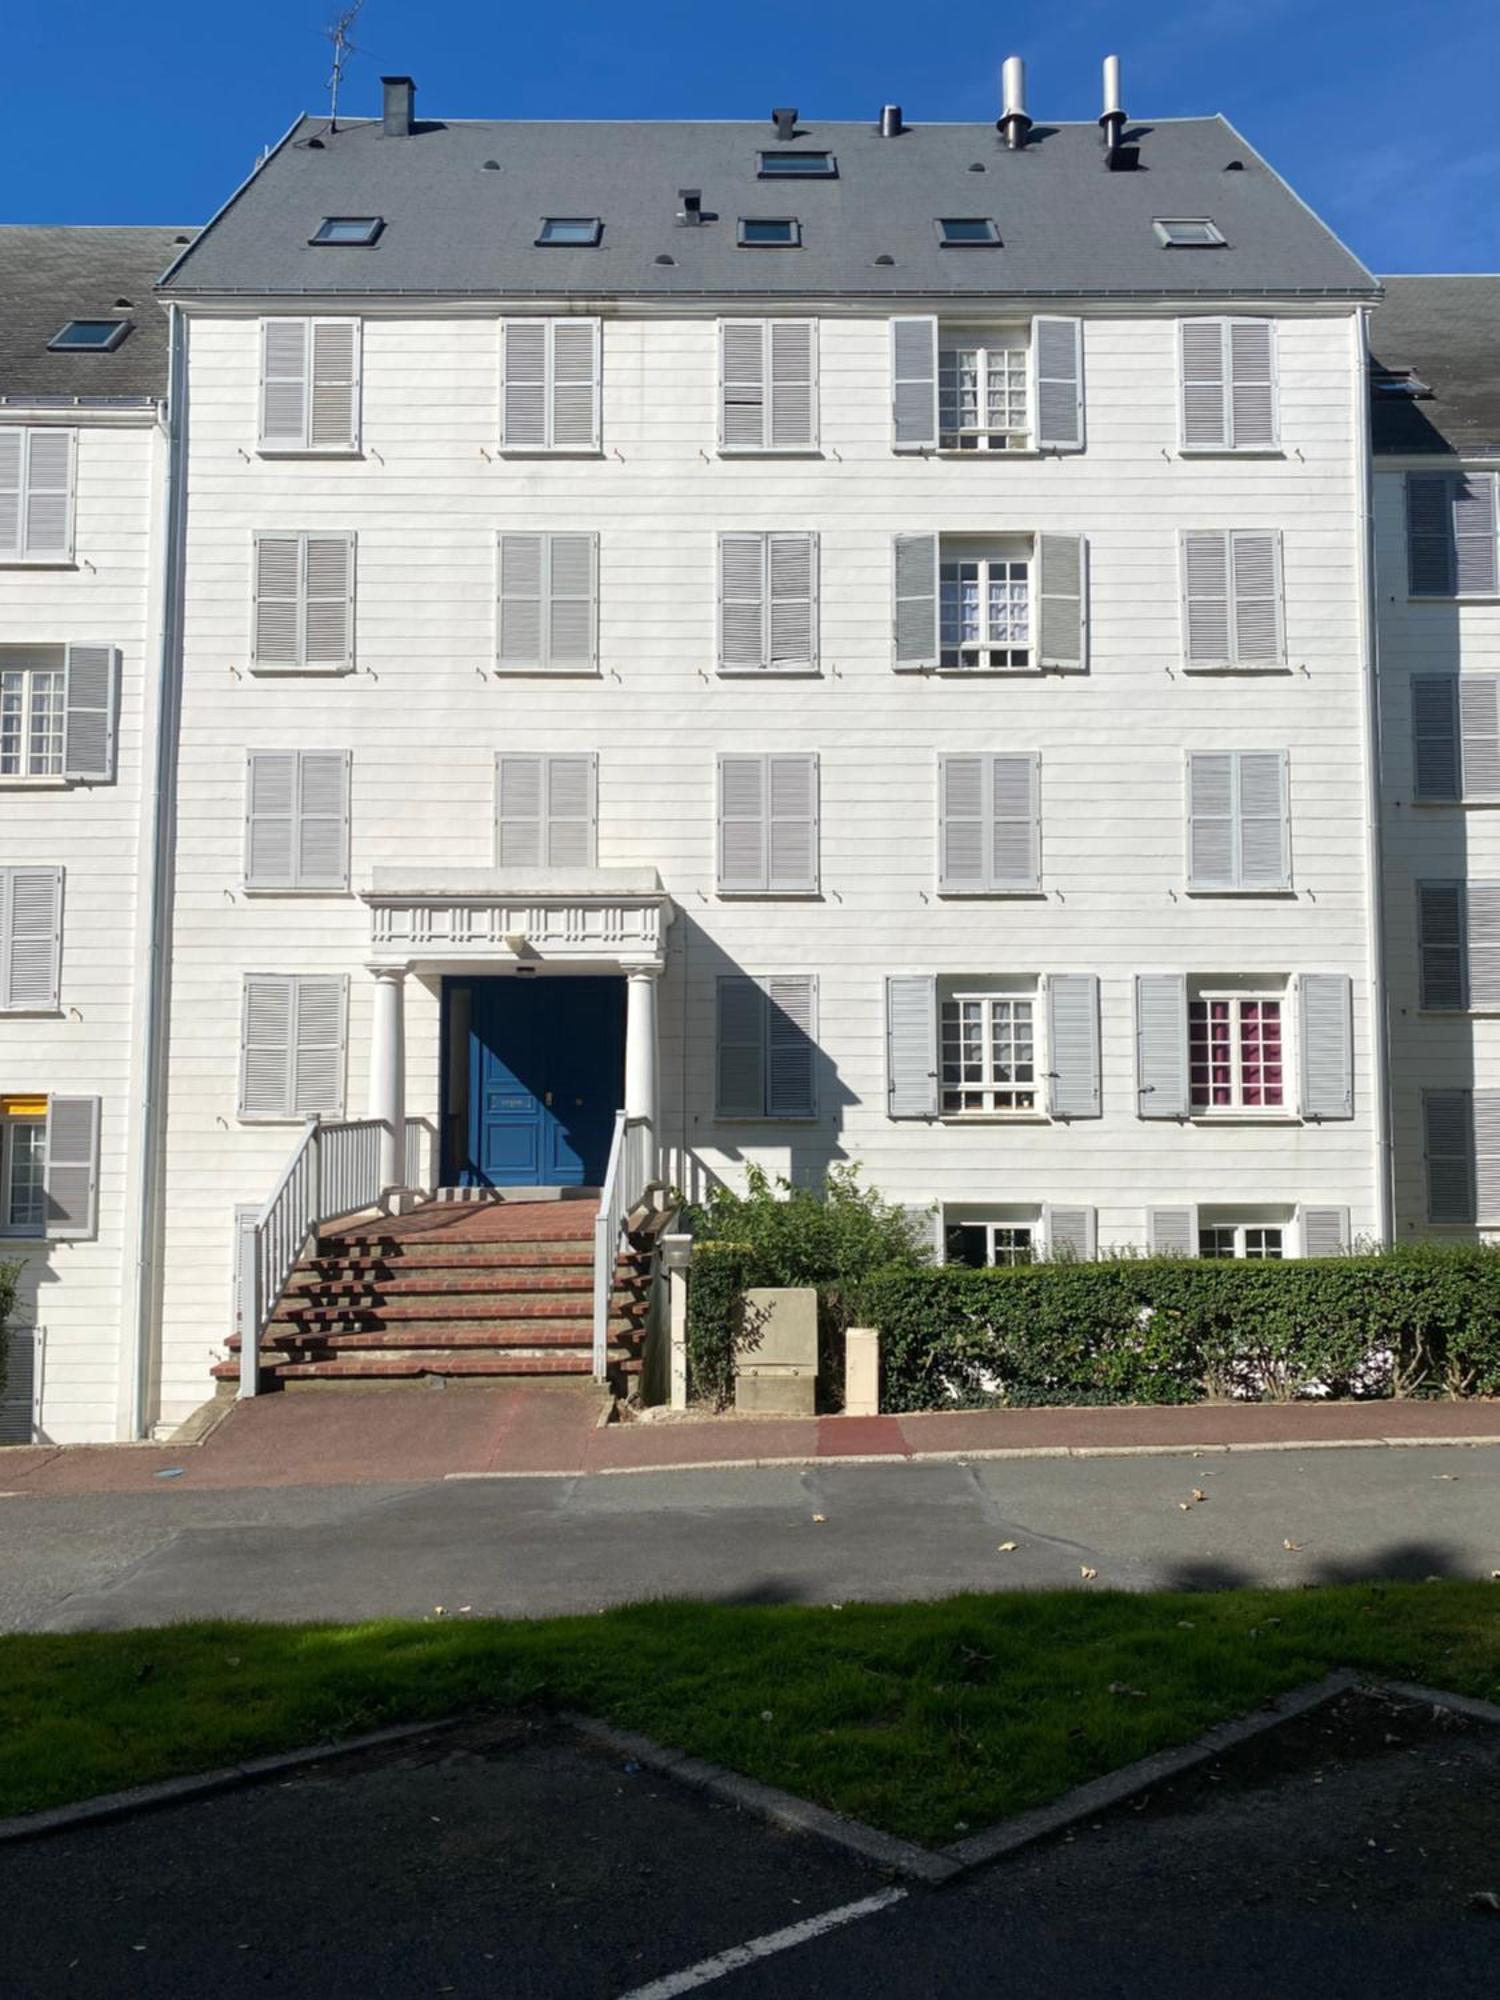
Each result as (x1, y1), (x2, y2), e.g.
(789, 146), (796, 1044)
(461, 978), (624, 1188)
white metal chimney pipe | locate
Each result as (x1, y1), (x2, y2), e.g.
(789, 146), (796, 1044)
(999, 55), (1032, 149)
(1099, 53), (1127, 155)
(1102, 54), (1122, 116)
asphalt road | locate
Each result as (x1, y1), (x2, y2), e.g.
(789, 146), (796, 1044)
(5, 1444), (1498, 1632)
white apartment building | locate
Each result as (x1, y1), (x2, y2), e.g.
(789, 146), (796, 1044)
(1370, 277), (1500, 1238)
(0, 226), (192, 1441)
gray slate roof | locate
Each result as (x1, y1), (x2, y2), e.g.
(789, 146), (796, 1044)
(161, 113), (1374, 301)
(1370, 275), (1500, 456)
(0, 227), (195, 402)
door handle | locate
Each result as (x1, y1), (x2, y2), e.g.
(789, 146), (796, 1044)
(544, 1090), (554, 1106)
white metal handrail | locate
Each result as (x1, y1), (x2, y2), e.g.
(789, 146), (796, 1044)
(592, 1111), (656, 1378)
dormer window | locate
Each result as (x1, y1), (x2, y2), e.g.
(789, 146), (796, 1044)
(310, 217), (384, 246)
(1153, 218), (1225, 248)
(757, 150), (835, 178)
(937, 218), (1000, 247)
(536, 217), (603, 247)
(738, 218), (800, 247)
(47, 320), (131, 353)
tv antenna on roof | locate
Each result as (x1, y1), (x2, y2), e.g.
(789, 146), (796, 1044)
(325, 0), (365, 131)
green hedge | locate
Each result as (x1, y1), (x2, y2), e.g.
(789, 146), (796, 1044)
(861, 1246), (1500, 1410)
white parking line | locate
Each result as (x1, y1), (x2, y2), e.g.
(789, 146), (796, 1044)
(615, 1885), (909, 1999)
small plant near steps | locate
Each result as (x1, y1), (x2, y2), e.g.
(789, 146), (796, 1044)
(216, 1198), (649, 1393)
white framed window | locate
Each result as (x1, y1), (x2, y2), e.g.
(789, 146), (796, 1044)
(1198, 1222), (1285, 1260)
(0, 658), (64, 777)
(940, 540), (1031, 669)
(0, 1095), (98, 1239)
(0, 428), (75, 562)
(946, 1218), (1034, 1267)
(939, 334), (1029, 451)
(1188, 991), (1287, 1113)
(1, 1110), (47, 1237)
(942, 1200), (1095, 1263)
(940, 988), (1038, 1115)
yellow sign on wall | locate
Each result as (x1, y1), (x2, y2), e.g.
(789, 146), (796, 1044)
(1, 1097), (47, 1119)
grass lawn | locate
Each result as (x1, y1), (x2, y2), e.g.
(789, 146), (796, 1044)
(3, 1583), (1497, 1844)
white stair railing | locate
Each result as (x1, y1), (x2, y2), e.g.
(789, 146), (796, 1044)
(592, 1112), (656, 1379)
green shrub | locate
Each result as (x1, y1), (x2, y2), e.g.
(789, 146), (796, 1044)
(684, 1166), (931, 1407)
(0, 1259), (19, 1412)
(860, 1244), (1500, 1411)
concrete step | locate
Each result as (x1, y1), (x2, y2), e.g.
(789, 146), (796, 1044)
(287, 1268), (601, 1299)
(272, 1294), (645, 1328)
(233, 1311), (645, 1351)
(310, 1241), (601, 1269)
(213, 1351), (609, 1382)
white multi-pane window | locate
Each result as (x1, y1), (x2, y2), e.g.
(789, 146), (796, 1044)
(1199, 1223), (1285, 1260)
(939, 556), (1030, 669)
(938, 335), (1028, 450)
(946, 1220), (1034, 1267)
(0, 661), (64, 777)
(940, 994), (1037, 1114)
(1188, 995), (1285, 1112)
(1, 1114), (46, 1235)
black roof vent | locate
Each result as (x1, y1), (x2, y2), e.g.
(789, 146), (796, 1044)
(873, 253), (895, 266)
(1224, 159), (1246, 171)
(772, 106), (798, 141)
(381, 75), (415, 139)
(677, 188), (703, 226)
(482, 158), (500, 171)
(655, 253), (676, 266)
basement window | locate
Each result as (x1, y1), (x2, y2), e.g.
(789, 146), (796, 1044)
(536, 217), (604, 247)
(757, 150), (836, 178)
(937, 218), (1001, 247)
(738, 217), (801, 247)
(47, 319), (131, 352)
(1153, 218), (1226, 248)
(310, 217), (384, 246)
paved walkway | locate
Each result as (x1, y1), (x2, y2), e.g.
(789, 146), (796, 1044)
(3, 1388), (1500, 1497)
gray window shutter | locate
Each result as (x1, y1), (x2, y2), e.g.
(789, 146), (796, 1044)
(1148, 1205), (1198, 1255)
(550, 319), (601, 451)
(253, 534), (302, 666)
(0, 430), (21, 555)
(497, 533), (544, 669)
(1036, 534), (1086, 669)
(886, 974), (938, 1118)
(309, 319), (360, 451)
(720, 320), (766, 450)
(1187, 751), (1236, 889)
(1299, 1206), (1350, 1258)
(501, 320), (549, 449)
(544, 755), (597, 867)
(303, 535), (354, 668)
(1477, 1089), (1500, 1224)
(718, 755), (767, 892)
(1417, 882), (1467, 1011)
(1043, 1205), (1096, 1261)
(547, 533), (598, 671)
(0, 1325), (39, 1443)
(767, 753), (818, 892)
(240, 975), (294, 1118)
(992, 754), (1041, 892)
(1453, 472), (1498, 597)
(1227, 319), (1277, 447)
(766, 976), (816, 1118)
(62, 644), (117, 780)
(890, 316), (938, 451)
(719, 533), (766, 670)
(1180, 320), (1228, 447)
(1237, 750), (1291, 890)
(1033, 316), (1084, 451)
(768, 534), (817, 670)
(893, 532), (939, 669)
(1299, 972), (1353, 1120)
(716, 976), (766, 1117)
(1411, 675), (1460, 801)
(292, 977), (346, 1118)
(1230, 533), (1284, 664)
(0, 866), (63, 1012)
(20, 430), (74, 558)
(44, 1096), (99, 1240)
(1136, 973), (1188, 1118)
(1459, 677), (1500, 801)
(938, 755), (987, 892)
(1467, 884), (1500, 1008)
(1182, 532), (1231, 665)
(1424, 1089), (1475, 1223)
(245, 751), (297, 889)
(769, 320), (817, 449)
(1407, 474), (1454, 596)
(1047, 973), (1101, 1118)
(297, 751), (352, 888)
(496, 754), (545, 868)
(260, 320), (310, 449)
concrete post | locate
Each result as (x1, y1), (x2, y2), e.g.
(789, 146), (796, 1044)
(367, 964), (407, 1196)
(624, 968), (659, 1127)
(845, 1327), (881, 1417)
(661, 1230), (692, 1411)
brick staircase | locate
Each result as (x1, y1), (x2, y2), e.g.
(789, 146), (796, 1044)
(215, 1197), (649, 1392)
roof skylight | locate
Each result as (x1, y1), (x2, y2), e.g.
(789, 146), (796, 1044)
(1153, 218), (1225, 248)
(47, 319), (132, 353)
(536, 217), (603, 247)
(936, 218), (1001, 247)
(738, 217), (801, 247)
(757, 150), (836, 178)
(311, 216), (385, 246)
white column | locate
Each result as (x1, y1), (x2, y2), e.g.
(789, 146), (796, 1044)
(624, 968), (659, 1127)
(367, 964), (407, 1195)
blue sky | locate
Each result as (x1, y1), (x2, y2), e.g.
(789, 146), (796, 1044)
(5, 0), (1496, 271)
